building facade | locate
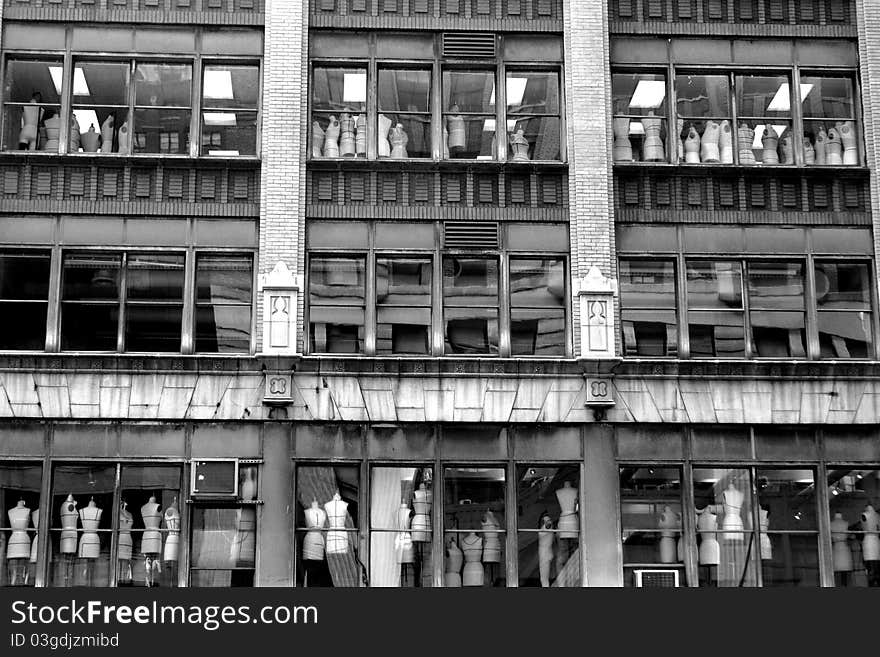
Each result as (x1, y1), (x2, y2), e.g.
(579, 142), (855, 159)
(0, 0), (879, 588)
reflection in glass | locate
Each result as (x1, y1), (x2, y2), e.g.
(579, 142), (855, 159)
(444, 467), (505, 587)
(816, 262), (873, 358)
(510, 258), (565, 355)
(201, 65), (258, 156)
(309, 257), (365, 354)
(801, 77), (858, 166)
(506, 71), (561, 161)
(736, 75), (792, 165)
(675, 74), (732, 164)
(295, 465), (361, 588)
(2, 59), (63, 151)
(376, 258), (431, 355)
(828, 468), (880, 587)
(619, 259), (677, 356)
(443, 70), (496, 160)
(190, 508), (254, 587)
(1, 463), (42, 587)
(612, 72), (667, 162)
(370, 467), (433, 587)
(0, 252), (50, 350)
(748, 262), (805, 357)
(518, 465), (580, 587)
(195, 255), (252, 353)
(378, 70), (431, 159)
(61, 254), (121, 351)
(443, 257), (499, 355)
(312, 67), (367, 159)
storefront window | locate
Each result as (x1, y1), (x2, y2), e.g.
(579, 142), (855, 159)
(619, 467), (685, 587)
(194, 254), (253, 353)
(505, 70), (562, 162)
(612, 72), (668, 163)
(375, 258), (432, 355)
(378, 69), (432, 159)
(1, 463), (42, 587)
(369, 467), (434, 587)
(517, 465), (580, 587)
(132, 63), (192, 154)
(687, 260), (745, 358)
(443, 257), (499, 355)
(674, 73), (732, 164)
(619, 259), (678, 357)
(509, 257), (566, 356)
(311, 67), (367, 159)
(0, 251), (50, 350)
(2, 58), (63, 152)
(801, 76), (858, 166)
(308, 256), (366, 354)
(201, 64), (259, 157)
(295, 465), (362, 587)
(735, 74), (793, 165)
(443, 70), (497, 160)
(444, 467), (506, 587)
(815, 261), (873, 358)
(828, 467), (880, 587)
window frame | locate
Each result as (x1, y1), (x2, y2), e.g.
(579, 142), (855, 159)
(0, 248), (53, 351)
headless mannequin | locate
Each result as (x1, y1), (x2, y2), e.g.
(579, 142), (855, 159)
(324, 491), (349, 555)
(641, 112), (665, 162)
(830, 512), (853, 585)
(613, 118), (633, 162)
(100, 115), (115, 153)
(411, 483), (431, 542)
(81, 124), (100, 153)
(461, 532), (483, 586)
(302, 499), (326, 588)
(322, 116), (340, 158)
(447, 105), (466, 153)
(761, 126), (780, 164)
(117, 119), (130, 155)
(140, 496), (162, 587)
(803, 137), (816, 164)
(683, 125), (701, 163)
(510, 128), (530, 162)
(18, 92), (43, 150)
(7, 500), (31, 586)
(719, 119), (733, 163)
(697, 505), (721, 566)
(481, 510), (502, 564)
(721, 483), (744, 542)
(825, 127), (843, 165)
(163, 498), (181, 564)
(312, 121), (325, 158)
(779, 134), (794, 164)
(556, 481), (578, 539)
(60, 494), (78, 586)
(738, 124), (756, 164)
(445, 536), (463, 587)
(355, 114), (366, 156)
(378, 114), (392, 158)
(339, 113), (356, 157)
(538, 513), (555, 587)
(861, 505), (880, 587)
(42, 111), (60, 152)
(78, 498), (102, 585)
(814, 127), (828, 164)
(390, 123), (409, 159)
(658, 505), (679, 564)
(117, 502), (133, 584)
(69, 115), (81, 152)
(838, 121), (858, 165)
(700, 120), (720, 163)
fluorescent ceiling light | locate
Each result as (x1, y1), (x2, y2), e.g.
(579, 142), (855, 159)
(50, 67), (90, 96)
(629, 80), (666, 110)
(767, 83), (814, 112)
(483, 119), (496, 132)
(342, 72), (367, 104)
(506, 77), (528, 107)
(208, 149), (240, 156)
(203, 112), (237, 127)
(203, 69), (234, 100)
(628, 121), (645, 136)
(752, 124), (789, 148)
(72, 109), (99, 132)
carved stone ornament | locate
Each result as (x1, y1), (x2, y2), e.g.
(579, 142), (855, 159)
(574, 266), (617, 359)
(259, 261), (302, 356)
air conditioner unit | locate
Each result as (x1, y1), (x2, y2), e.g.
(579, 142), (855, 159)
(634, 569), (680, 588)
(190, 458), (239, 498)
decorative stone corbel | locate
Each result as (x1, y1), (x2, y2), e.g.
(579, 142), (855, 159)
(573, 266), (617, 359)
(259, 261), (302, 356)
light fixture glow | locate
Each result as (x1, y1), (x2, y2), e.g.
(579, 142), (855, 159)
(203, 69), (235, 101)
(628, 80), (666, 110)
(342, 72), (367, 104)
(72, 109), (99, 132)
(50, 66), (90, 96)
(766, 83), (814, 112)
(203, 112), (237, 127)
(506, 77), (528, 108)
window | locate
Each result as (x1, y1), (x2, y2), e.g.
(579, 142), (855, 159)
(506, 70), (562, 162)
(311, 66), (367, 159)
(686, 261), (746, 358)
(443, 69), (495, 160)
(828, 467), (880, 588)
(2, 58), (62, 152)
(675, 73), (732, 164)
(0, 251), (50, 350)
(1, 463), (42, 587)
(619, 259), (678, 357)
(443, 257), (499, 355)
(509, 257), (566, 356)
(71, 61), (130, 154)
(815, 261), (874, 358)
(376, 257), (432, 355)
(612, 71), (668, 163)
(60, 253), (123, 351)
(195, 254), (253, 353)
(736, 74), (793, 165)
(201, 64), (259, 156)
(308, 256), (366, 354)
(133, 62), (192, 154)
(801, 76), (858, 166)
(378, 68), (432, 159)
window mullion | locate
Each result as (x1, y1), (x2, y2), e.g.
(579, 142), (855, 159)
(804, 251), (820, 360)
(433, 228), (444, 356)
(496, 61), (506, 162)
(190, 55), (202, 158)
(730, 71), (740, 165)
(365, 250), (376, 356)
(117, 252), (128, 353)
(742, 259), (753, 359)
(108, 463), (121, 588)
(791, 63), (805, 166)
(181, 248), (196, 354)
(498, 253), (511, 357)
(46, 244), (63, 352)
(59, 40), (73, 155)
(367, 59), (378, 161)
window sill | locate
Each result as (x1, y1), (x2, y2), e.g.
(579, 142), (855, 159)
(613, 162), (868, 172)
(0, 151), (261, 165)
(307, 157), (567, 168)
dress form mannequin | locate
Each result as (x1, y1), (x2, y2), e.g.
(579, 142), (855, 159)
(322, 116), (340, 158)
(7, 501), (31, 586)
(42, 113), (60, 152)
(658, 505), (679, 564)
(761, 126), (780, 164)
(442, 126), (450, 159)
(825, 127), (843, 165)
(861, 505), (880, 586)
(339, 113), (356, 157)
(411, 483), (431, 542)
(18, 93), (42, 150)
(538, 513), (554, 587)
(378, 114), (392, 158)
(738, 124), (756, 164)
(556, 481), (579, 539)
(830, 512), (853, 576)
(447, 105), (466, 152)
(719, 120), (733, 163)
(140, 496), (162, 587)
(60, 495), (78, 586)
(683, 125), (701, 163)
(390, 123), (409, 159)
(460, 532), (484, 586)
(481, 510), (502, 564)
(779, 134), (794, 164)
(838, 121), (858, 165)
(78, 498), (102, 585)
(676, 118), (684, 163)
(803, 137), (815, 164)
(324, 492), (349, 555)
(721, 483), (744, 542)
(759, 507), (772, 560)
(814, 127), (827, 164)
(445, 536), (463, 587)
(612, 118), (633, 162)
(641, 112), (665, 162)
(239, 467), (257, 502)
(29, 509), (39, 566)
(117, 502), (133, 584)
(69, 116), (81, 152)
(510, 128), (530, 162)
(696, 506), (721, 566)
(100, 115), (115, 153)
(81, 124), (100, 153)
(396, 503), (415, 565)
(117, 120), (130, 155)
(700, 120), (720, 163)
(303, 499), (327, 563)
(162, 498), (180, 563)
(355, 114), (366, 157)
(311, 121), (325, 158)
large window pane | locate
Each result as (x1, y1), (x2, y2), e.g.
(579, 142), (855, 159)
(0, 252), (50, 350)
(815, 262), (871, 309)
(190, 508), (255, 587)
(510, 257), (565, 356)
(612, 72), (667, 163)
(748, 262), (805, 357)
(312, 67), (366, 159)
(376, 258), (431, 355)
(309, 257), (365, 354)
(378, 69), (431, 159)
(801, 76), (858, 166)
(828, 467), (880, 587)
(675, 74), (733, 164)
(619, 259), (677, 357)
(201, 64), (259, 156)
(131, 108), (190, 154)
(443, 70), (496, 160)
(134, 63), (192, 107)
(195, 255), (253, 353)
(506, 71), (561, 162)
(735, 75), (792, 165)
(2, 59), (63, 151)
(72, 61), (130, 154)
(203, 65), (259, 110)
(1, 463), (42, 587)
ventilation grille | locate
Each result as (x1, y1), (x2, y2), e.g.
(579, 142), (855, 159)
(444, 221), (499, 249)
(442, 33), (496, 58)
(634, 569), (680, 588)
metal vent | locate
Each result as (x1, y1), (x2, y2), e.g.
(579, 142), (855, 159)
(442, 33), (496, 59)
(634, 569), (680, 588)
(444, 222), (499, 249)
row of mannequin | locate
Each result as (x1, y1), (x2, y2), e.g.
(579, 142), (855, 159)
(17, 94), (129, 153)
(302, 490), (354, 559)
(444, 510), (502, 587)
(613, 116), (858, 165)
(831, 505), (880, 578)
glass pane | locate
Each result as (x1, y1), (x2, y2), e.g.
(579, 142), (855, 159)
(510, 308), (565, 356)
(71, 108), (131, 154)
(196, 256), (253, 304)
(444, 114), (496, 160)
(737, 120), (793, 165)
(818, 312), (873, 359)
(816, 262), (871, 309)
(310, 306), (365, 354)
(801, 77), (854, 119)
(692, 468), (757, 587)
(757, 469), (817, 531)
(750, 311), (806, 358)
(312, 67), (366, 113)
(125, 305), (182, 352)
(295, 465), (361, 588)
(201, 110), (257, 156)
(517, 465), (580, 587)
(1, 463), (42, 587)
(676, 119), (735, 164)
(510, 258), (565, 308)
(444, 307), (499, 355)
(376, 258), (431, 305)
(620, 467), (684, 584)
(309, 257), (365, 305)
(0, 302), (46, 350)
(202, 65), (259, 110)
(736, 75), (792, 118)
(50, 465), (116, 587)
(118, 465), (182, 587)
(619, 259), (676, 308)
(803, 119), (860, 165)
(190, 508), (255, 587)
(444, 467), (506, 588)
(378, 69), (430, 113)
(506, 71), (559, 115)
(75, 62), (129, 106)
(132, 108), (190, 154)
(126, 254), (185, 301)
(688, 311), (745, 358)
(134, 63), (192, 107)
(621, 309), (677, 357)
(61, 304), (119, 351)
(4, 59), (62, 104)
(2, 59), (62, 151)
(508, 116), (561, 161)
(612, 72), (667, 116)
(828, 467), (880, 587)
(312, 112), (366, 159)
(443, 71), (495, 113)
(376, 313), (430, 355)
(687, 261), (743, 309)
(675, 74), (731, 117)
(747, 262), (804, 310)
(62, 254), (121, 301)
(443, 257), (498, 306)
(195, 306), (251, 353)
(370, 467), (434, 588)
(613, 117), (667, 163)
(761, 534), (820, 587)
(0, 253), (50, 300)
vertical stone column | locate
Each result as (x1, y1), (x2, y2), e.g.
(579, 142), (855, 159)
(856, 0), (880, 317)
(563, 0), (618, 356)
(259, 0), (308, 352)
